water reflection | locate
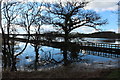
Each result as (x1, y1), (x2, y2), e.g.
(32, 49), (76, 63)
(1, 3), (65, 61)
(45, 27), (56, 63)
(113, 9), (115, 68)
(15, 42), (120, 71)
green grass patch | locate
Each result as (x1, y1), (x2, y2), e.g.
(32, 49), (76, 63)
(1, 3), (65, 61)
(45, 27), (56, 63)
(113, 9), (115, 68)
(106, 69), (120, 79)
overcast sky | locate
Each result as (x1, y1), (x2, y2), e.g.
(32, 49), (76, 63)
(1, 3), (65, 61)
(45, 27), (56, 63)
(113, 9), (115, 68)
(1, 0), (119, 34)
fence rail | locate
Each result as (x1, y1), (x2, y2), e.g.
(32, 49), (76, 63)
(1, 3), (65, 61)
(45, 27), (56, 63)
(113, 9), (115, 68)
(79, 42), (120, 49)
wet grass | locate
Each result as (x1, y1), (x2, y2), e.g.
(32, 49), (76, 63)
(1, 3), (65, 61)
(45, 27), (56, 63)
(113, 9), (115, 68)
(2, 63), (120, 79)
(106, 69), (120, 78)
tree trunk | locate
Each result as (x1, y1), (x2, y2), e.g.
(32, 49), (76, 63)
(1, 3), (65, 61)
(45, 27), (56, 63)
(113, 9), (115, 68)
(11, 57), (17, 71)
(11, 35), (17, 71)
(34, 45), (39, 71)
(6, 23), (12, 70)
(63, 32), (69, 66)
(2, 53), (7, 71)
(7, 52), (11, 71)
(2, 34), (8, 70)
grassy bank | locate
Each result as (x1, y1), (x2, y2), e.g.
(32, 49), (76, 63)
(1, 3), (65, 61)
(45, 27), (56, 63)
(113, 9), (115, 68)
(2, 63), (120, 79)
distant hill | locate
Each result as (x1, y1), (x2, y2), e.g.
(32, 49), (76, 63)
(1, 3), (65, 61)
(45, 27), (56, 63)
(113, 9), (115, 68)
(92, 31), (116, 34)
(72, 31), (119, 39)
(4, 31), (120, 39)
(90, 31), (117, 38)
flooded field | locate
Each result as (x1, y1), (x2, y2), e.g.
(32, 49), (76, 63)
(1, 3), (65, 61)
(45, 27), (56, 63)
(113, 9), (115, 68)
(1, 36), (120, 79)
(14, 42), (120, 71)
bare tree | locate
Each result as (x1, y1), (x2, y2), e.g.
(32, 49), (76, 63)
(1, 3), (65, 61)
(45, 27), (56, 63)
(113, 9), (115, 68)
(1, 1), (31, 71)
(1, 1), (23, 71)
(25, 2), (44, 71)
(16, 2), (46, 70)
(43, 0), (107, 65)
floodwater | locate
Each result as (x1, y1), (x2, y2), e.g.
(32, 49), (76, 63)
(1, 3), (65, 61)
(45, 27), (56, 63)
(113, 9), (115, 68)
(15, 38), (120, 71)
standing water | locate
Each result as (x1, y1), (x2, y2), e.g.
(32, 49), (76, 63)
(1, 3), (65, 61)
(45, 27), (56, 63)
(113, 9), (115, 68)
(15, 38), (120, 71)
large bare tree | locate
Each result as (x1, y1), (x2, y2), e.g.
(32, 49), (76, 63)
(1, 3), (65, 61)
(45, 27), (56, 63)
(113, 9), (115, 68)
(43, 0), (107, 65)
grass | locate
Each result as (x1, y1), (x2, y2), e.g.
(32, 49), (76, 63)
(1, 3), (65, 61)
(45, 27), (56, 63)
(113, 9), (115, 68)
(106, 69), (120, 78)
(2, 63), (120, 79)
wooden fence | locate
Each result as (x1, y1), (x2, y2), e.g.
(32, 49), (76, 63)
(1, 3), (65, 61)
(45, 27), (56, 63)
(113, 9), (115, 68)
(79, 42), (120, 49)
